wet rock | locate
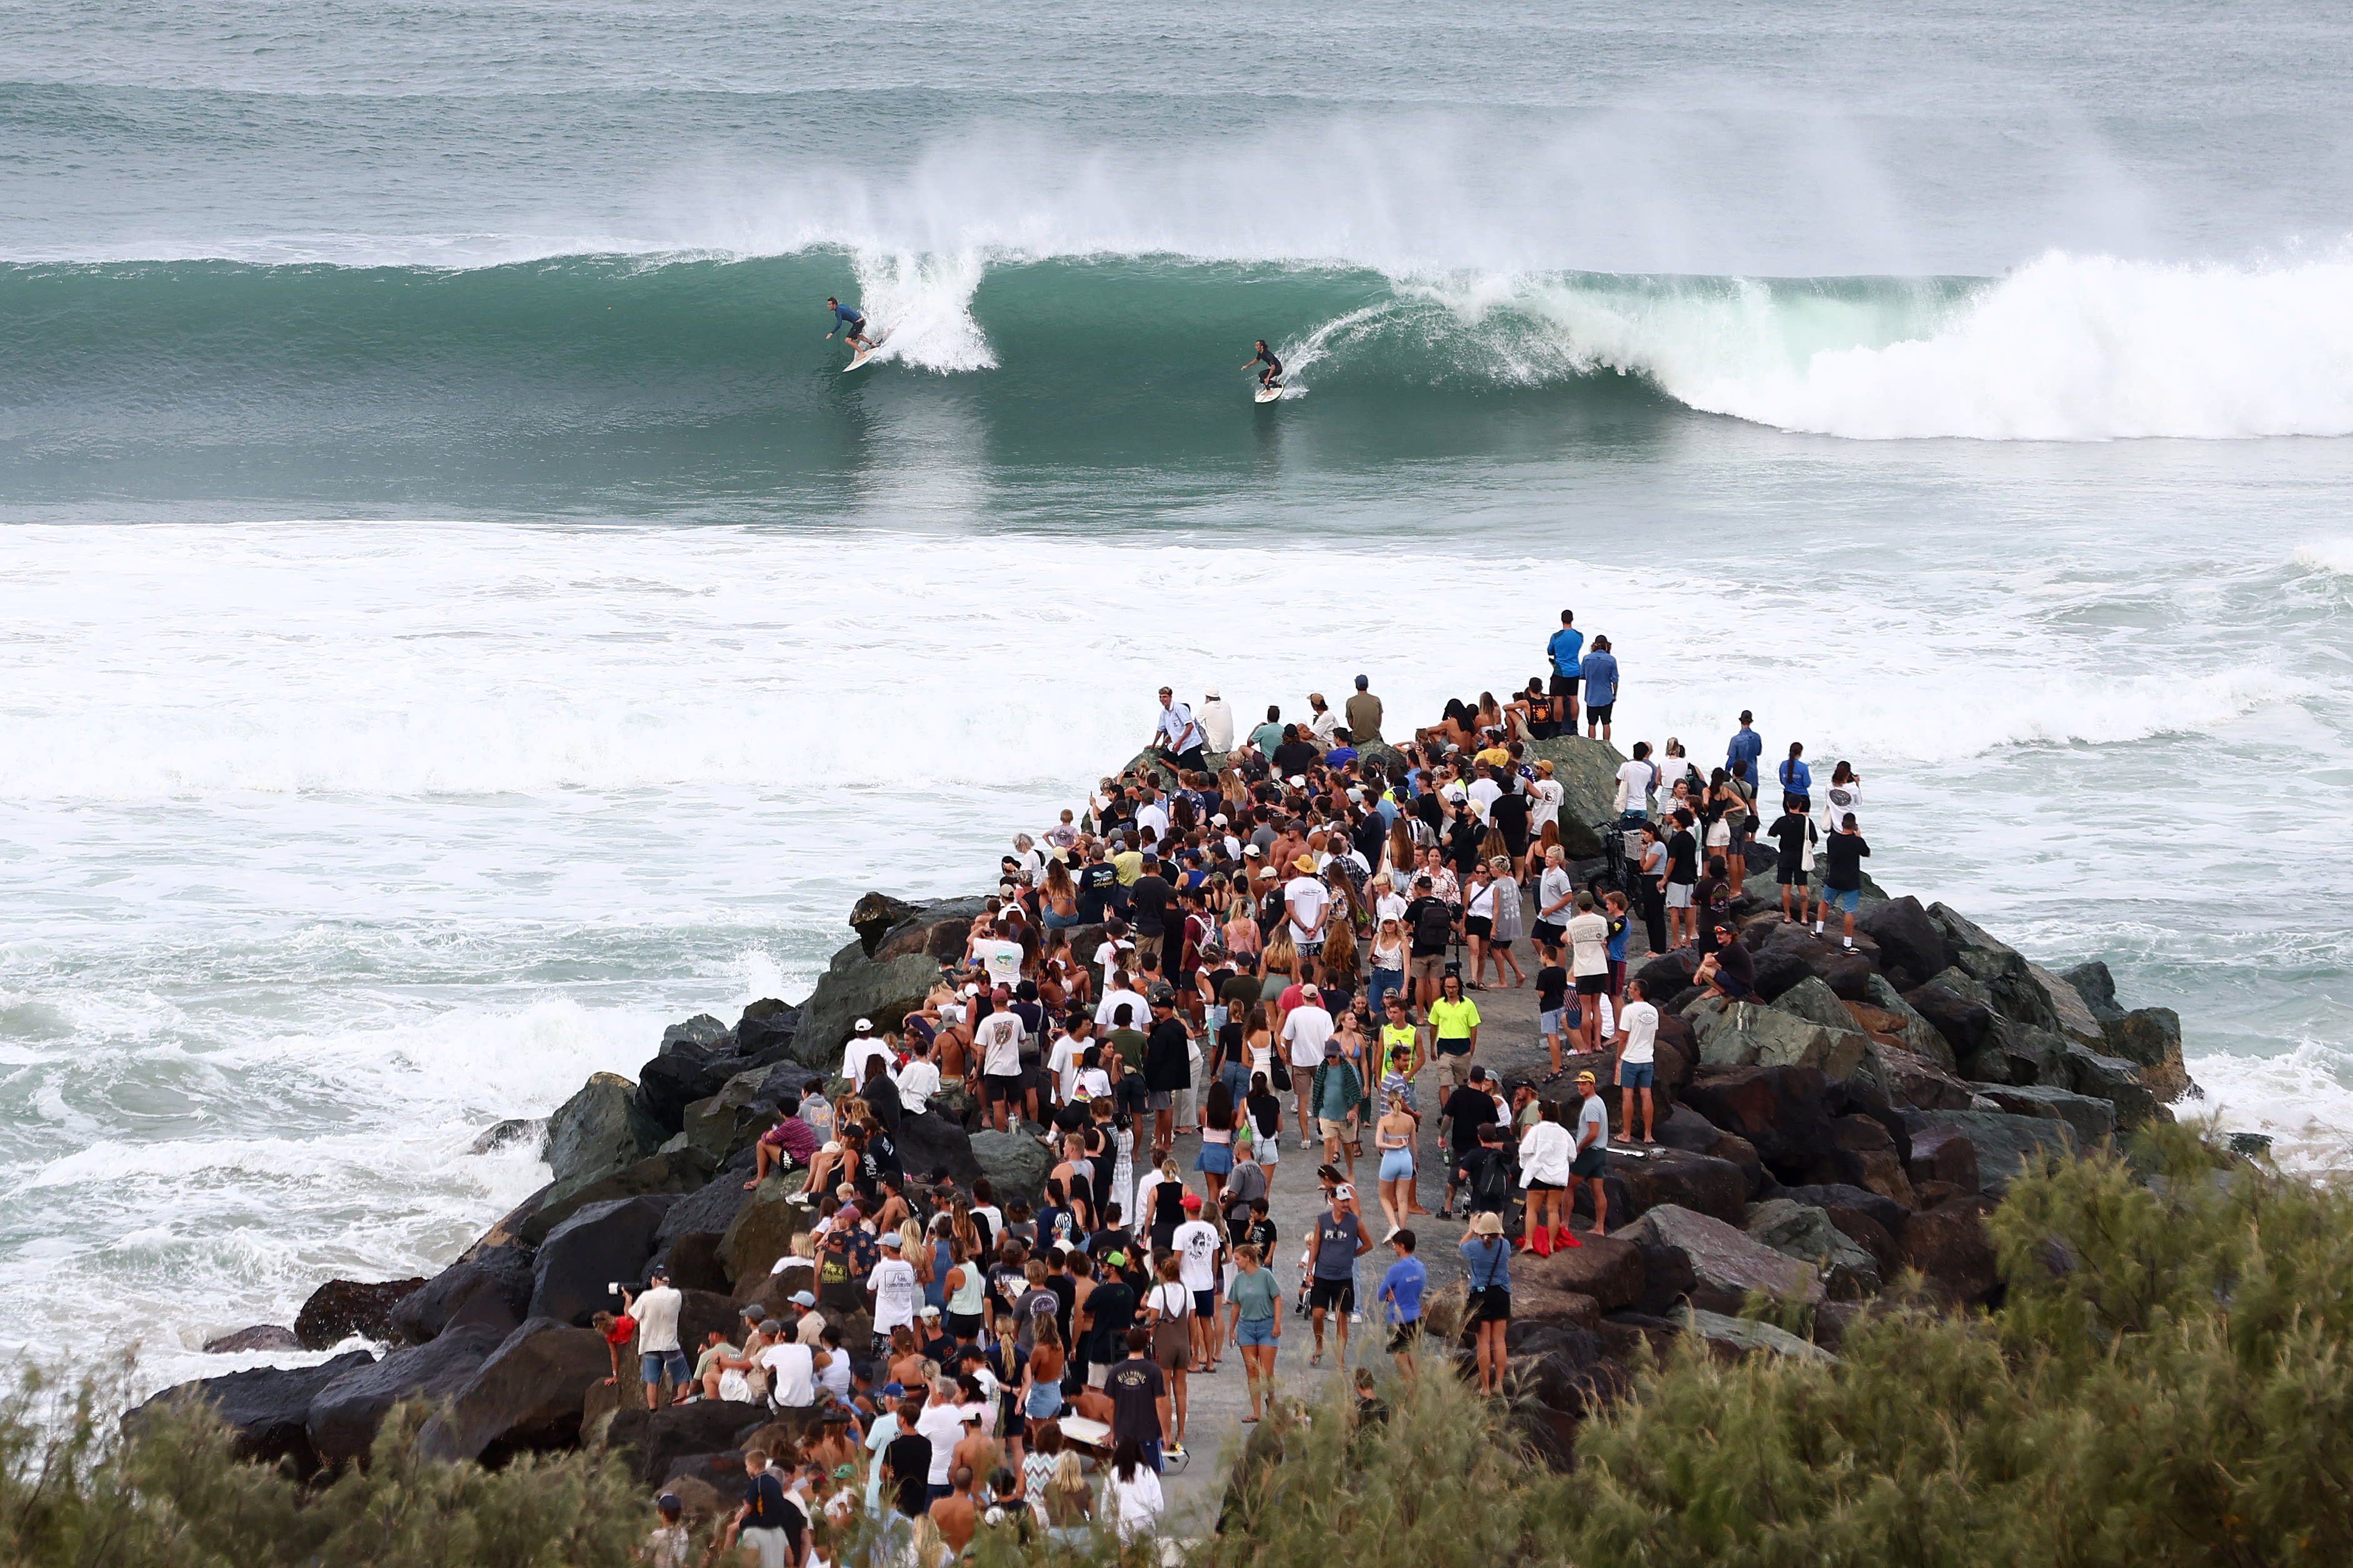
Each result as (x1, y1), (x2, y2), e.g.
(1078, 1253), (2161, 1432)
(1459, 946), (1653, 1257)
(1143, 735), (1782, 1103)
(2057, 961), (2125, 1022)
(2063, 1044), (2162, 1129)
(1924, 904), (2059, 1034)
(469, 1118), (543, 1156)
(531, 1195), (678, 1327)
(2027, 963), (2107, 1047)
(662, 1014), (733, 1052)
(306, 1324), (505, 1468)
(2099, 1007), (2192, 1104)
(1742, 1199), (1880, 1300)
(294, 1277), (426, 1350)
(850, 892), (922, 956)
(129, 1349), (374, 1476)
(414, 1318), (611, 1463)
(1618, 1204), (1824, 1315)
(1903, 982), (1997, 1064)
(389, 1245), (535, 1344)
(203, 1324), (301, 1354)
(521, 1147), (718, 1247)
(544, 1072), (668, 1190)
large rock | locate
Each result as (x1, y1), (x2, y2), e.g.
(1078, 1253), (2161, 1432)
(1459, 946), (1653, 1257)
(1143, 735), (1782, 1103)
(851, 892), (923, 955)
(733, 1000), (801, 1063)
(544, 1073), (668, 1191)
(294, 1277), (426, 1350)
(637, 1046), (744, 1135)
(1897, 1196), (2000, 1306)
(1854, 897), (1952, 990)
(1742, 1200), (1880, 1300)
(663, 1014), (733, 1052)
(1924, 904), (2060, 1034)
(1865, 1044), (1977, 1112)
(531, 1196), (676, 1327)
(1900, 1111), (2074, 1195)
(2058, 961), (2125, 1022)
(203, 1324), (301, 1354)
(1652, 1104), (1724, 1154)
(1856, 976), (1957, 1067)
(970, 1129), (1053, 1207)
(414, 1319), (612, 1463)
(2099, 1007), (2192, 1104)
(680, 1065), (821, 1165)
(1777, 1182), (1909, 1237)
(1824, 1113), (1916, 1206)
(1902, 982), (1996, 1064)
(795, 898), (992, 1071)
(1607, 1148), (1749, 1226)
(651, 1232), (732, 1294)
(1685, 997), (1871, 1082)
(655, 1165), (761, 1251)
(718, 1171), (812, 1282)
(1905, 1126), (1980, 1193)
(1618, 1204), (1824, 1314)
(1516, 736), (1626, 857)
(2027, 963), (2107, 1047)
(2062, 1044), (2162, 1129)
(1678, 1064), (1837, 1182)
(129, 1349), (374, 1476)
(1975, 1084), (2116, 1147)
(305, 1323), (506, 1467)
(521, 1147), (718, 1247)
(1683, 1307), (1835, 1364)
(896, 1109), (984, 1186)
(1512, 1232), (1646, 1312)
(389, 1246), (536, 1345)
(605, 1401), (773, 1486)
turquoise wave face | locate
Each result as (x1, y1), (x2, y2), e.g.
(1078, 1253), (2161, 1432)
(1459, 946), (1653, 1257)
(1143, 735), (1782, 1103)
(0, 252), (1989, 511)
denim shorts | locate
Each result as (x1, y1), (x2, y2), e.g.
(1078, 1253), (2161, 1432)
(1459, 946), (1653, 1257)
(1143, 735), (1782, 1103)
(1830, 887), (1860, 913)
(641, 1349), (690, 1385)
(1540, 1007), (1562, 1037)
(1617, 1060), (1655, 1089)
(1235, 1316), (1278, 1347)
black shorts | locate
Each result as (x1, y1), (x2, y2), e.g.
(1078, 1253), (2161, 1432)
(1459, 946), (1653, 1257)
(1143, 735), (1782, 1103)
(1572, 1146), (1608, 1178)
(1575, 973), (1608, 996)
(1525, 1178), (1562, 1192)
(1587, 701), (1614, 724)
(1532, 921), (1565, 947)
(1548, 674), (1578, 697)
(1716, 972), (1753, 1001)
(1468, 1286), (1511, 1324)
(1775, 857), (1805, 886)
(1308, 1277), (1354, 1313)
(1387, 1322), (1422, 1355)
(1463, 916), (1493, 939)
(985, 1072), (1025, 1103)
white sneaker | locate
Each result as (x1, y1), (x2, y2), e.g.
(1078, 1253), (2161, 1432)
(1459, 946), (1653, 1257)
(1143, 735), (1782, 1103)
(1349, 1311), (1364, 1324)
(1843, 936), (1854, 949)
(1813, 921), (1824, 934)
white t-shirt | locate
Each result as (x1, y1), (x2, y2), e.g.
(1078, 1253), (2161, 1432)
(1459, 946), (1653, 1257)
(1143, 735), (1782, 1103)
(1530, 776), (1565, 828)
(1282, 1004), (1335, 1067)
(1096, 987), (1148, 1030)
(1171, 1219), (1222, 1291)
(632, 1284), (683, 1354)
(1467, 777), (1502, 823)
(1566, 911), (1610, 977)
(1375, 891), (1407, 926)
(867, 1257), (920, 1332)
(975, 1011), (1025, 1076)
(972, 938), (1026, 987)
(840, 1037), (894, 1089)
(1618, 999), (1659, 1064)
(1200, 699), (1235, 753)
(1048, 1032), (1087, 1099)
(1284, 876), (1329, 945)
(1073, 1066), (1111, 1101)
(1820, 778), (1862, 832)
(1136, 802), (1170, 842)
(916, 1401), (967, 1485)
(1537, 866), (1575, 925)
(1310, 708), (1341, 747)
(896, 1059), (941, 1113)
(1615, 759), (1656, 816)
(760, 1341), (818, 1408)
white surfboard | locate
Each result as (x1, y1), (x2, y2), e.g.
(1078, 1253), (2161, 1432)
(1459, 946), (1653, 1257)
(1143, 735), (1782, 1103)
(1253, 379), (1283, 403)
(843, 331), (887, 372)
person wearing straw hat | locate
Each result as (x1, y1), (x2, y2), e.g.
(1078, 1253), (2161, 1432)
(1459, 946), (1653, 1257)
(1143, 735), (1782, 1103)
(1458, 1209), (1512, 1396)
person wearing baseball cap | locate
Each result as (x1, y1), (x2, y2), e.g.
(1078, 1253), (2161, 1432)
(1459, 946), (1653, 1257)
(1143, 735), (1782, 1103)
(1571, 1071), (1610, 1237)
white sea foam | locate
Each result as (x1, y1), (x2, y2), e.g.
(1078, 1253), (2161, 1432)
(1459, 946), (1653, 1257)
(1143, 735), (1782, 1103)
(2187, 1046), (2353, 1178)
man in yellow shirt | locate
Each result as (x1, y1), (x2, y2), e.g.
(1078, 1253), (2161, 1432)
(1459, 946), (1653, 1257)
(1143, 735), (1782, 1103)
(1424, 973), (1481, 1089)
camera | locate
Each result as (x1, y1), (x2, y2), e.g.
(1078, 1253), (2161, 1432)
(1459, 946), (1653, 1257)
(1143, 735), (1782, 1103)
(608, 1282), (625, 1295)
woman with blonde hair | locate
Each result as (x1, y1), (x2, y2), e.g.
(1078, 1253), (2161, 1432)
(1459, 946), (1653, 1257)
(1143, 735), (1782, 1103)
(1222, 889), (1262, 959)
(1040, 857), (1081, 927)
(1044, 1448), (1094, 1544)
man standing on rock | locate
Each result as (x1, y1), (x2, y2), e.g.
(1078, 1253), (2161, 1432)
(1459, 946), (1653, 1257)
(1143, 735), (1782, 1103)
(1580, 636), (1618, 741)
(1727, 710), (1763, 787)
(631, 1267), (690, 1411)
(1612, 979), (1658, 1146)
(1570, 1071), (1610, 1237)
(973, 991), (1026, 1133)
(1148, 687), (1206, 774)
(1345, 674), (1385, 747)
(1546, 609), (1583, 731)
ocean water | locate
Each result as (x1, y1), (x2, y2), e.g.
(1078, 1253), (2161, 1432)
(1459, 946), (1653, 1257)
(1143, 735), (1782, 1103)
(4, 0), (2352, 1396)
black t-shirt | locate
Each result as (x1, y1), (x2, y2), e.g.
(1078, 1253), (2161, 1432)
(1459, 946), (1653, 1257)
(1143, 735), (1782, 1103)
(1130, 875), (1175, 936)
(885, 1432), (932, 1517)
(745, 1469), (790, 1529)
(1447, 817), (1483, 876)
(1086, 1281), (1137, 1357)
(1694, 878), (1728, 954)
(1665, 829), (1698, 884)
(1247, 1090), (1282, 1139)
(1272, 739), (1318, 777)
(1105, 1356), (1166, 1442)
(1077, 862), (1119, 920)
(1046, 1272), (1078, 1344)
(1769, 813), (1812, 864)
(1488, 790), (1530, 849)
(1536, 964), (1568, 1011)
(1244, 1216), (1278, 1255)
(1443, 1084), (1498, 1152)
(1405, 895), (1453, 956)
(1824, 832), (1871, 891)
(1145, 1017), (1191, 1091)
(1717, 938), (1757, 989)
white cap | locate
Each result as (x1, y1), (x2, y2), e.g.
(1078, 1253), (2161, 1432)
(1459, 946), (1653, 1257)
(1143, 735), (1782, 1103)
(853, 1018), (874, 1033)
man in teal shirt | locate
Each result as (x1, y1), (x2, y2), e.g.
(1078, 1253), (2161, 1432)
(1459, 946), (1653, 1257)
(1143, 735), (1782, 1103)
(1545, 609), (1583, 729)
(1248, 704), (1285, 757)
(1311, 1042), (1364, 1179)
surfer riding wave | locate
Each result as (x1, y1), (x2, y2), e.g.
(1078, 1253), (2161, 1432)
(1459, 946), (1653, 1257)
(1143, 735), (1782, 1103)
(1243, 338), (1283, 392)
(826, 296), (876, 356)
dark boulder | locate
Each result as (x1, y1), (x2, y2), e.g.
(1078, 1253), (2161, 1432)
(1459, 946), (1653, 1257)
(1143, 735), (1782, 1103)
(1777, 1182), (1909, 1237)
(1900, 1111), (2073, 1195)
(1869, 1045), (1977, 1112)
(531, 1195), (676, 1327)
(1652, 1104), (1723, 1154)
(970, 1129), (1052, 1206)
(2099, 1007), (2192, 1103)
(203, 1324), (301, 1354)
(850, 892), (922, 956)
(1824, 1113), (1915, 1207)
(1634, 949), (1698, 1001)
(665, 1452), (755, 1509)
(306, 1323), (505, 1467)
(1977, 1084), (2116, 1146)
(414, 1319), (611, 1463)
(1897, 1196), (2000, 1306)
(794, 900), (990, 1071)
(637, 1047), (740, 1134)
(294, 1277), (426, 1350)
(389, 1245), (536, 1344)
(1512, 1234), (1646, 1312)
(1678, 1064), (1837, 1182)
(735, 1000), (800, 1064)
(1619, 1204), (1822, 1316)
(463, 1181), (554, 1260)
(1903, 983), (1996, 1063)
(1823, 1206), (1900, 1281)
(2063, 1044), (2162, 1129)
(663, 1014), (733, 1052)
(605, 1401), (773, 1486)
(1905, 1126), (1980, 1193)
(2058, 961), (2125, 1022)
(656, 1167), (760, 1251)
(128, 1349), (373, 1476)
(469, 1118), (543, 1156)
(521, 1147), (717, 1247)
(543, 1073), (667, 1190)
(1608, 1149), (1748, 1226)
(650, 1232), (732, 1294)
(1855, 897), (1952, 990)
(896, 1109), (984, 1187)
(1925, 904), (2060, 1034)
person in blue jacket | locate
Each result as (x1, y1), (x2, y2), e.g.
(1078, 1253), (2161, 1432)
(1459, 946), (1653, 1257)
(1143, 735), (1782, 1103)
(1544, 610), (1583, 729)
(825, 297), (876, 356)
(1726, 710), (1763, 785)
(1578, 637), (1619, 741)
(1777, 741), (1812, 811)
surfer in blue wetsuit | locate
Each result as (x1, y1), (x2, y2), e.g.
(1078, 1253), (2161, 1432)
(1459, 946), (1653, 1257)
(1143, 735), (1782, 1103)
(1243, 339), (1283, 391)
(825, 297), (875, 354)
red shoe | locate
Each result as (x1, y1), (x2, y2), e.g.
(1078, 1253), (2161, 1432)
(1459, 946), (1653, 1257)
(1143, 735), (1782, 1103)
(1555, 1227), (1582, 1249)
(1528, 1229), (1553, 1257)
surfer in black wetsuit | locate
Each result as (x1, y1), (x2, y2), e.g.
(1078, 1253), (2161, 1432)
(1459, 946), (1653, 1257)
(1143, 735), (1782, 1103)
(1243, 339), (1283, 391)
(826, 297), (875, 353)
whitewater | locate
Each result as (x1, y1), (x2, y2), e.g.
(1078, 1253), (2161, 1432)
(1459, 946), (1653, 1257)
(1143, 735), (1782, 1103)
(5, 0), (2353, 1401)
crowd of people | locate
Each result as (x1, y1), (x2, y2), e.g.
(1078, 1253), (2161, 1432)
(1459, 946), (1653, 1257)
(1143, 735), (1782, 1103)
(611, 611), (1878, 1566)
